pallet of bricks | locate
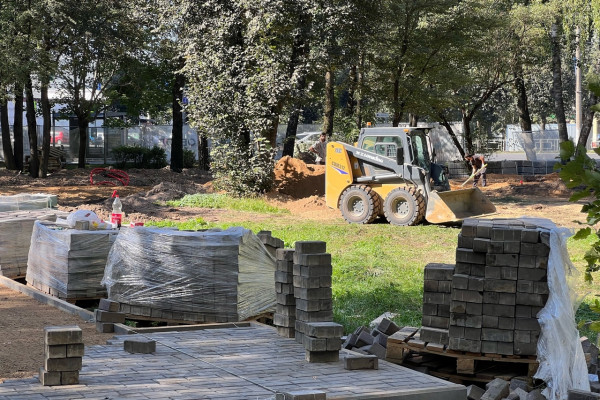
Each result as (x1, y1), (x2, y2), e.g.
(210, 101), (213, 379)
(26, 221), (117, 301)
(0, 210), (65, 279)
(387, 218), (550, 384)
(101, 226), (277, 324)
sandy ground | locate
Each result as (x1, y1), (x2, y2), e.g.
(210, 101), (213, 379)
(0, 159), (586, 383)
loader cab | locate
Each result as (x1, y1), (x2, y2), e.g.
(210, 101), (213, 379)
(357, 127), (433, 171)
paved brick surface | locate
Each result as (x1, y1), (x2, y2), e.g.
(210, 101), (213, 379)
(0, 324), (465, 400)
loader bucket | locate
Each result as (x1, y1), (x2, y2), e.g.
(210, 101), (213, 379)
(425, 188), (496, 224)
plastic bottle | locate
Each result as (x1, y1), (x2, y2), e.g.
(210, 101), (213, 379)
(111, 190), (123, 228)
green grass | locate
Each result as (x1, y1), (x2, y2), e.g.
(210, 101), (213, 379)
(146, 218), (208, 230)
(166, 193), (289, 214)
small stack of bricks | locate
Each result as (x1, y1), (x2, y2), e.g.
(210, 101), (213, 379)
(95, 298), (126, 333)
(423, 218), (550, 356)
(420, 263), (454, 345)
(274, 248), (296, 338)
(40, 326), (84, 386)
(257, 231), (284, 258)
(302, 322), (343, 363)
(292, 241), (338, 362)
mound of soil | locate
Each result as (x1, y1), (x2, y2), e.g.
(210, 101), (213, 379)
(273, 156), (325, 199)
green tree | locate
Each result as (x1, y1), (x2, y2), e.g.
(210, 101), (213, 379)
(424, 0), (514, 156)
(50, 0), (143, 168)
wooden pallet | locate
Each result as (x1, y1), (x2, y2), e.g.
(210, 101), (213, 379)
(386, 330), (539, 384)
(27, 280), (105, 303)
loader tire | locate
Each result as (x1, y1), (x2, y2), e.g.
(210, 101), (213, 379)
(383, 187), (426, 226)
(339, 185), (381, 224)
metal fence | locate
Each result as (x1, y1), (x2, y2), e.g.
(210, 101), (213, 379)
(0, 125), (199, 164)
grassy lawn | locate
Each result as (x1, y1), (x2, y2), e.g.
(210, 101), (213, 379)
(149, 194), (600, 338)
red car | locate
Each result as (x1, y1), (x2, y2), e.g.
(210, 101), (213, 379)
(50, 131), (65, 145)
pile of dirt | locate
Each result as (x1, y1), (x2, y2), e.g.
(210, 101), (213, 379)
(273, 156), (325, 199)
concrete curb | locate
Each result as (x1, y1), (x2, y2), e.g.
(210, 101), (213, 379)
(0, 276), (94, 322)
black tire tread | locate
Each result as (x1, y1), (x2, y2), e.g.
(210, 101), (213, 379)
(339, 184), (381, 224)
(383, 186), (426, 226)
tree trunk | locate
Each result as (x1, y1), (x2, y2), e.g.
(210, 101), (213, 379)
(514, 65), (536, 161)
(550, 22), (569, 143)
(392, 78), (402, 127)
(462, 111), (474, 154)
(440, 117), (466, 158)
(170, 71), (185, 173)
(77, 117), (89, 168)
(283, 108), (301, 158)
(409, 114), (418, 127)
(1, 97), (16, 170)
(323, 68), (334, 136)
(25, 77), (39, 178)
(13, 85), (24, 171)
(197, 132), (210, 171)
(346, 64), (357, 117)
(40, 82), (52, 177)
(356, 53), (364, 130)
(576, 92), (597, 151)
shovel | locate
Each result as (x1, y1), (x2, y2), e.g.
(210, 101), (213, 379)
(461, 164), (487, 187)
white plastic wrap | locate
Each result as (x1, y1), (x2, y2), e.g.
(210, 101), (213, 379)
(102, 226), (277, 322)
(521, 218), (591, 399)
(26, 221), (118, 299)
(0, 210), (66, 278)
(0, 193), (57, 211)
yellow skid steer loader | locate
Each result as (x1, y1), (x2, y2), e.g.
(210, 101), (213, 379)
(325, 127), (495, 225)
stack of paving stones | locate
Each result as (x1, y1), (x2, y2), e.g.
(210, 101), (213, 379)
(103, 227), (276, 324)
(302, 322), (344, 363)
(421, 263), (453, 345)
(274, 248), (296, 338)
(257, 230), (284, 258)
(291, 241), (338, 362)
(40, 326), (83, 386)
(95, 298), (126, 333)
(0, 210), (63, 278)
(27, 221), (117, 300)
(420, 218), (550, 356)
(342, 318), (401, 360)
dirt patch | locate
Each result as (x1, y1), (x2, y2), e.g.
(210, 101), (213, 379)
(0, 285), (112, 383)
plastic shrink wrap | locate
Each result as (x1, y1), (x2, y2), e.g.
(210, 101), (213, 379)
(102, 226), (277, 323)
(0, 210), (66, 278)
(26, 221), (118, 299)
(0, 193), (57, 211)
(521, 218), (590, 400)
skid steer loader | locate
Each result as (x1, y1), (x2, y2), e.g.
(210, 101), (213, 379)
(325, 126), (496, 225)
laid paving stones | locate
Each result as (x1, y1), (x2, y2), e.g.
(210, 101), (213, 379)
(0, 323), (466, 399)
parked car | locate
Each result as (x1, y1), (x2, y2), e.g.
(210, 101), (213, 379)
(50, 130), (66, 145)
